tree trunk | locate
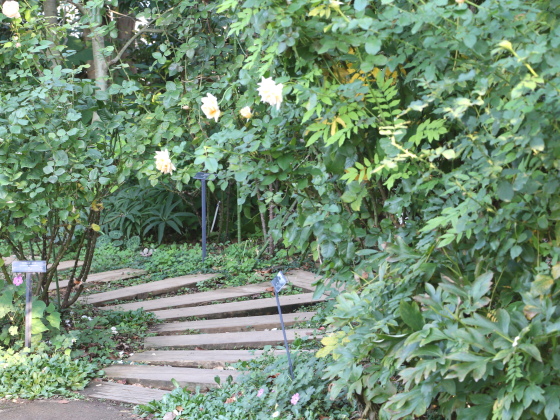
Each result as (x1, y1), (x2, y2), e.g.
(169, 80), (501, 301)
(43, 0), (61, 67)
(115, 6), (136, 70)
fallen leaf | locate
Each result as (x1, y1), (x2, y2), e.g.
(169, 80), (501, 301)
(265, 287), (275, 292)
(58, 400), (69, 404)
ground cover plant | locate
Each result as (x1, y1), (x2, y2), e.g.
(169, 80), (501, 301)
(136, 349), (357, 420)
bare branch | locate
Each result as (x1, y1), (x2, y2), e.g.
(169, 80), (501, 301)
(108, 6), (176, 67)
(108, 22), (155, 66)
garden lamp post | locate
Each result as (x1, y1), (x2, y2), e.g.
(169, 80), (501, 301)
(194, 172), (211, 262)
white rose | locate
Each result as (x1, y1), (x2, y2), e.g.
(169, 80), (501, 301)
(201, 93), (221, 122)
(257, 77), (283, 110)
(2, 1), (21, 19)
(154, 149), (176, 174)
(239, 106), (252, 119)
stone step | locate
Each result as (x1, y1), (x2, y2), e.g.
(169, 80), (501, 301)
(152, 293), (326, 321)
(128, 349), (267, 368)
(103, 364), (239, 391)
(154, 312), (316, 335)
(48, 268), (147, 291)
(285, 269), (321, 292)
(49, 260), (84, 271)
(83, 381), (169, 405)
(101, 282), (273, 312)
(79, 273), (221, 306)
(144, 328), (317, 350)
(286, 269), (344, 293)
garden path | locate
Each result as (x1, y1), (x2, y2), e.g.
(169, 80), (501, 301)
(82, 270), (326, 405)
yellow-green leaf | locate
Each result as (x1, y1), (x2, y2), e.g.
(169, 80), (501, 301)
(531, 274), (554, 296)
(551, 264), (560, 280)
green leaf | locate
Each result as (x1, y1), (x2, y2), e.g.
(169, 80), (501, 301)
(497, 181), (514, 202)
(510, 245), (522, 259)
(365, 39), (381, 55)
(354, 0), (368, 11)
(399, 300), (424, 330)
(53, 150), (69, 166)
(470, 272), (493, 302)
(464, 33), (477, 48)
(519, 343), (542, 362)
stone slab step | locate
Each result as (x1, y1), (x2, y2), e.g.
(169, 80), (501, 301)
(103, 364), (239, 391)
(83, 381), (169, 405)
(48, 268), (147, 291)
(49, 260), (84, 271)
(286, 270), (321, 292)
(79, 273), (221, 306)
(286, 269), (344, 293)
(101, 282), (273, 312)
(144, 328), (317, 350)
(128, 350), (267, 368)
(154, 311), (316, 335)
(152, 292), (326, 321)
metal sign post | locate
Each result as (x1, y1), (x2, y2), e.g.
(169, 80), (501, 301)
(194, 172), (211, 262)
(272, 271), (294, 380)
(12, 261), (47, 350)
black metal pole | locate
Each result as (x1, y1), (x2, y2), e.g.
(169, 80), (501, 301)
(275, 290), (295, 380)
(25, 273), (32, 349)
(201, 178), (207, 262)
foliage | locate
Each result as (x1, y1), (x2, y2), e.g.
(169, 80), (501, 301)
(100, 182), (198, 244)
(87, 237), (143, 273)
(67, 307), (159, 363)
(0, 282), (62, 350)
(137, 349), (356, 419)
(318, 238), (560, 419)
(0, 347), (100, 399)
(144, 241), (298, 287)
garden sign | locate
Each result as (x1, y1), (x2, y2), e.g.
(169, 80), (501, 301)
(12, 260), (47, 350)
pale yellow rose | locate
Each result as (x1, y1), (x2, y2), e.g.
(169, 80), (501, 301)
(2, 1), (21, 19)
(201, 93), (221, 122)
(239, 106), (252, 119)
(154, 150), (176, 174)
(257, 77), (283, 110)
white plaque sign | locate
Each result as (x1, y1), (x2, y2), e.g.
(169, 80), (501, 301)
(12, 261), (47, 273)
